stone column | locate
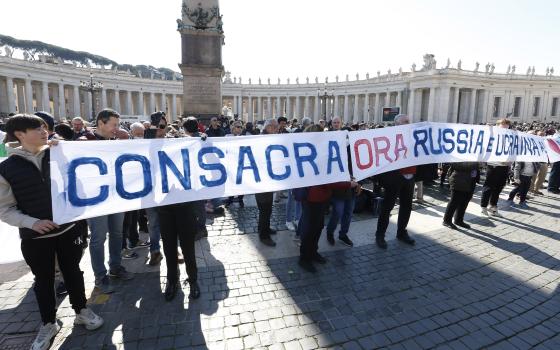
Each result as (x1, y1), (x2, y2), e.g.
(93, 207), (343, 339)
(428, 88), (436, 122)
(57, 83), (66, 119)
(171, 94), (177, 120)
(149, 92), (155, 114)
(295, 96), (301, 118)
(452, 87), (460, 123)
(73, 86), (80, 117)
(396, 91), (402, 109)
(304, 95), (310, 118)
(101, 89), (108, 110)
(247, 96), (253, 122)
(353, 94), (360, 123)
(85, 90), (93, 120)
(385, 92), (391, 107)
(407, 89), (415, 121)
(469, 89), (477, 124)
(41, 81), (50, 112)
(4, 77), (16, 114)
(438, 87), (451, 122)
(25, 79), (34, 113)
(314, 96), (320, 122)
(374, 93), (380, 122)
(16, 82), (25, 113)
(256, 97), (262, 120)
(231, 96), (237, 115)
(111, 90), (119, 113)
(333, 95), (339, 118)
(126, 91), (133, 115)
(343, 94), (349, 123)
(267, 96), (272, 118)
(137, 92), (144, 116)
(363, 93), (370, 122)
(325, 97), (331, 120)
(481, 90), (490, 123)
(276, 96), (282, 117)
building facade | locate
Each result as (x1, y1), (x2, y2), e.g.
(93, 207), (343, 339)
(1, 54), (560, 124)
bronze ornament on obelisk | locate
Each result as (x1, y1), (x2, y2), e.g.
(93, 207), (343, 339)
(178, 0), (224, 121)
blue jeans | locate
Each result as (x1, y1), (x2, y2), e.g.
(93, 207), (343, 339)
(145, 207), (161, 253)
(87, 213), (125, 280)
(326, 197), (355, 237)
(285, 190), (302, 223)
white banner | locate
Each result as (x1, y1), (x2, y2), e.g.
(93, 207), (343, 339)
(350, 122), (549, 181)
(50, 132), (350, 224)
(546, 136), (560, 163)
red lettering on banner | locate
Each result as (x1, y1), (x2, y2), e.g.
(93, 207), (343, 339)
(394, 134), (408, 160)
(373, 136), (392, 166)
(354, 139), (373, 170)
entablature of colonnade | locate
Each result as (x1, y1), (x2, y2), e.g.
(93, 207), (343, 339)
(0, 56), (183, 94)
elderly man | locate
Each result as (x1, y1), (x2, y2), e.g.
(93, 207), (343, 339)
(71, 117), (95, 140)
(256, 119), (279, 247)
(374, 114), (416, 249)
(294, 117), (312, 133)
(129, 122), (145, 139)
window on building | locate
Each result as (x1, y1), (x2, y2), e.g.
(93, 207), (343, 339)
(552, 97), (558, 117)
(513, 97), (522, 117)
(533, 97), (541, 117)
(492, 97), (501, 118)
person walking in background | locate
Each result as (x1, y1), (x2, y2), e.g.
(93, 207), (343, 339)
(507, 161), (539, 208)
(442, 162), (479, 229)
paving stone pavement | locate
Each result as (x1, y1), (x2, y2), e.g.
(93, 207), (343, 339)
(1, 184), (560, 350)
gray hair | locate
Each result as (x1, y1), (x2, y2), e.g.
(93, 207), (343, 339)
(263, 118), (278, 129)
(72, 116), (84, 123)
(394, 114), (410, 125)
(130, 122), (145, 132)
(301, 117), (312, 127)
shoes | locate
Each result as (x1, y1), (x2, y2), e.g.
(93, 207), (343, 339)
(376, 237), (388, 249)
(267, 228), (277, 235)
(285, 221), (296, 231)
(149, 251), (163, 266)
(260, 236), (276, 247)
(339, 235), (353, 247)
(224, 198), (233, 207)
(129, 240), (150, 249)
(177, 250), (185, 264)
(94, 276), (115, 294)
(481, 207), (489, 216)
(506, 199), (515, 207)
(164, 279), (179, 301)
(397, 232), (416, 245)
(298, 259), (317, 273)
(31, 321), (61, 350)
(121, 249), (138, 260)
(488, 206), (502, 217)
(326, 233), (335, 245)
(195, 227), (209, 241)
(534, 191), (544, 196)
(442, 221), (458, 230)
(312, 253), (327, 264)
(454, 221), (471, 229)
(108, 266), (134, 280)
(213, 206), (225, 215)
(188, 281), (201, 299)
(55, 281), (67, 297)
(74, 308), (104, 330)
(518, 202), (529, 209)
(548, 189), (560, 194)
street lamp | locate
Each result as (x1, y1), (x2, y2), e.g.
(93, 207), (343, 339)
(317, 87), (334, 119)
(80, 72), (103, 121)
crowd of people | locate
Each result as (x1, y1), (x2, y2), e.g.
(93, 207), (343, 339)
(0, 110), (559, 350)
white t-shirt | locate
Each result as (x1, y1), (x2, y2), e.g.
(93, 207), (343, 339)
(0, 130), (5, 142)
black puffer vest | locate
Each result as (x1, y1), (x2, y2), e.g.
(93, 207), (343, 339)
(0, 149), (73, 239)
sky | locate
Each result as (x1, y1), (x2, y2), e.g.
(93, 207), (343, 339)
(1, 0), (559, 81)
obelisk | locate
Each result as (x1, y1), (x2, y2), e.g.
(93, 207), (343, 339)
(178, 0), (224, 120)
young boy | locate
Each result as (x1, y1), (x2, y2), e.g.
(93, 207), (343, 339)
(0, 114), (103, 350)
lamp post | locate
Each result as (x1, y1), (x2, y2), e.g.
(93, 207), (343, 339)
(80, 72), (103, 121)
(317, 87), (334, 119)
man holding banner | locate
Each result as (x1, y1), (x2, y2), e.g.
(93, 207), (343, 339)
(374, 114), (416, 249)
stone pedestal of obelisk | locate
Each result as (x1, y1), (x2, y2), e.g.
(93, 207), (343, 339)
(178, 0), (224, 120)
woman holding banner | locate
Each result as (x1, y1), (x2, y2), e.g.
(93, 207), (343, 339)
(442, 162), (480, 229)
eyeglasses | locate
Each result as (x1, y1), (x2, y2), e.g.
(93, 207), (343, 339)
(159, 124), (167, 129)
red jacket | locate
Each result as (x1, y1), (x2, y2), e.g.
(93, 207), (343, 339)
(307, 181), (352, 203)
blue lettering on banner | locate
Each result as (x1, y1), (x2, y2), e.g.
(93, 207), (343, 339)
(265, 145), (291, 180)
(236, 146), (261, 185)
(413, 129), (429, 157)
(473, 131), (484, 154)
(468, 129), (474, 154)
(198, 147), (226, 187)
(158, 150), (191, 193)
(442, 128), (455, 154)
(327, 141), (344, 174)
(486, 136), (495, 153)
(428, 128), (443, 155)
(294, 143), (319, 177)
(68, 157), (109, 207)
(456, 130), (468, 154)
(495, 135), (503, 156)
(115, 154), (152, 200)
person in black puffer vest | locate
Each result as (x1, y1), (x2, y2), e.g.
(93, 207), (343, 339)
(0, 115), (103, 350)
